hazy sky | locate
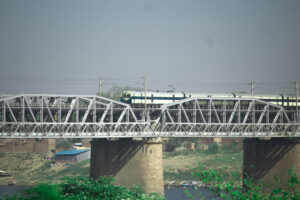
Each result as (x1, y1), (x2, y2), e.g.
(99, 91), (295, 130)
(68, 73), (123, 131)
(0, 0), (300, 94)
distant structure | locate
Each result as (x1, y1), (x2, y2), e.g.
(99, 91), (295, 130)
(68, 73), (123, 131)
(55, 149), (90, 163)
(0, 139), (55, 154)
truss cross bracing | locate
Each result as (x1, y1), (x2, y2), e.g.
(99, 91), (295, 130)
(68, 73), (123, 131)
(0, 95), (299, 138)
(152, 97), (300, 138)
(0, 94), (153, 138)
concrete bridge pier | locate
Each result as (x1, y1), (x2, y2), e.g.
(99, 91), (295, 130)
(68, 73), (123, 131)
(243, 138), (300, 187)
(90, 138), (164, 194)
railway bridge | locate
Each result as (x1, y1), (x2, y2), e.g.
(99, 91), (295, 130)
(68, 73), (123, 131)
(1, 94), (300, 194)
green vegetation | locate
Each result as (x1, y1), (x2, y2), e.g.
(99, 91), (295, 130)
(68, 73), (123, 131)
(164, 169), (195, 181)
(163, 147), (243, 182)
(97, 85), (142, 100)
(2, 176), (165, 200)
(165, 138), (182, 152)
(0, 153), (6, 158)
(17, 159), (90, 184)
(0, 153), (90, 185)
(221, 141), (240, 153)
(232, 90), (247, 94)
(56, 140), (73, 150)
(206, 142), (219, 153)
(54, 159), (90, 178)
(190, 164), (300, 199)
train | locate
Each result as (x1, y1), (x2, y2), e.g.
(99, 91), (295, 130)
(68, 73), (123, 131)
(120, 90), (299, 108)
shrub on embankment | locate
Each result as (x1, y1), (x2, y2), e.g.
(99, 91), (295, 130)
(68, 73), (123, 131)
(190, 164), (300, 200)
(2, 177), (165, 200)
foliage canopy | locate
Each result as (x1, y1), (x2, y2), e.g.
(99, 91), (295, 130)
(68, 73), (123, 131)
(3, 176), (165, 200)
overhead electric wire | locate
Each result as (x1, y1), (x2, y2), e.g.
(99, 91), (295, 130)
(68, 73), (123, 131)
(1, 75), (299, 94)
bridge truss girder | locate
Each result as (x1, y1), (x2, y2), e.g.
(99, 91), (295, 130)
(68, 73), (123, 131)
(0, 94), (152, 138)
(153, 97), (300, 137)
(1, 95), (300, 138)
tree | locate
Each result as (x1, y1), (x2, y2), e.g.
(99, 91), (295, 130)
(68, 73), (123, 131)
(191, 164), (300, 199)
(97, 85), (143, 101)
(56, 140), (73, 150)
(5, 176), (165, 200)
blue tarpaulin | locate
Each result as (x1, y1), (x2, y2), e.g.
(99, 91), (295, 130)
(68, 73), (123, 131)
(56, 149), (89, 156)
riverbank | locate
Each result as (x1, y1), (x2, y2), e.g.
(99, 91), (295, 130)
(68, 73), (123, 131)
(0, 153), (89, 185)
(0, 148), (243, 185)
(163, 149), (243, 183)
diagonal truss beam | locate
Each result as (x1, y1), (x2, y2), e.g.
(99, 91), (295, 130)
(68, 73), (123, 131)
(82, 97), (95, 123)
(228, 101), (239, 124)
(64, 98), (77, 123)
(4, 101), (17, 122)
(24, 97), (37, 123)
(243, 101), (254, 123)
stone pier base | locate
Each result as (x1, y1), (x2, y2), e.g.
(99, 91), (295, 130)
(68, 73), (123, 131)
(90, 138), (164, 194)
(243, 138), (300, 185)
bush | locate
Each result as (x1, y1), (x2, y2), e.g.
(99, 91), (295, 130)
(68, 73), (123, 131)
(39, 161), (52, 171)
(206, 142), (219, 153)
(221, 141), (241, 153)
(164, 169), (195, 181)
(165, 144), (176, 152)
(56, 140), (72, 150)
(0, 153), (6, 158)
(191, 164), (300, 200)
(26, 184), (62, 200)
(3, 176), (165, 200)
(165, 138), (182, 152)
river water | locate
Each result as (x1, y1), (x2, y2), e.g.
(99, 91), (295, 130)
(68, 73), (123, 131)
(0, 186), (28, 198)
(164, 186), (219, 200)
(0, 185), (218, 199)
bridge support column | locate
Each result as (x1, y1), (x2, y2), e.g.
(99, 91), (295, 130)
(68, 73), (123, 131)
(90, 138), (164, 194)
(243, 138), (300, 186)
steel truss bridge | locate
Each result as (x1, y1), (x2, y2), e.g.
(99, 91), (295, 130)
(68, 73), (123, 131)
(0, 94), (299, 138)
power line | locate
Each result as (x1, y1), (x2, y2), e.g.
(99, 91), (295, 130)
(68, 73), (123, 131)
(1, 75), (299, 94)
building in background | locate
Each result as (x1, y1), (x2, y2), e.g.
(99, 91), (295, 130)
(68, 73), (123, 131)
(55, 149), (90, 163)
(0, 139), (55, 154)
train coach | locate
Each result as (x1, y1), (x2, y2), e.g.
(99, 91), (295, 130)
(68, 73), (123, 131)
(120, 90), (299, 109)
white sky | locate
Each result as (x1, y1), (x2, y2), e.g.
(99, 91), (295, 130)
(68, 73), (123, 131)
(0, 0), (300, 95)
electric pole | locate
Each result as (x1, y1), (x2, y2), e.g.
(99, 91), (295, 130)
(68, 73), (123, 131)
(98, 76), (101, 95)
(296, 80), (298, 120)
(144, 76), (147, 121)
(250, 82), (254, 94)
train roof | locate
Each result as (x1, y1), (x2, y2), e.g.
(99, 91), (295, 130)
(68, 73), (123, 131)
(123, 91), (182, 96)
(122, 90), (291, 97)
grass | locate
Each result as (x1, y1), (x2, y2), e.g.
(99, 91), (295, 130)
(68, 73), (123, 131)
(164, 169), (195, 181)
(55, 159), (90, 177)
(205, 152), (242, 165)
(0, 153), (90, 185)
(163, 148), (243, 182)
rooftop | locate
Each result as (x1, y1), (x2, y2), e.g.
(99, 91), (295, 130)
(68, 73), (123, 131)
(56, 149), (89, 156)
